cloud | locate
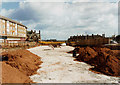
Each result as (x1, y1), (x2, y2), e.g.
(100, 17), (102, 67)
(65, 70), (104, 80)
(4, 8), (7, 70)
(2, 0), (25, 2)
(0, 1), (2, 10)
(2, 0), (118, 2)
(0, 8), (14, 16)
(0, 2), (118, 40)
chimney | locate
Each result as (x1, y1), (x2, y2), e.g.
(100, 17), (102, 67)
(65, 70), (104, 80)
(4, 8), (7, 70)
(86, 35), (89, 39)
(92, 34), (94, 36)
(39, 30), (41, 40)
(92, 34), (94, 39)
(102, 34), (105, 38)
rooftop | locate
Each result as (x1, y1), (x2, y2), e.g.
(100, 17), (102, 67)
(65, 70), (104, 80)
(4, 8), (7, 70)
(0, 15), (27, 29)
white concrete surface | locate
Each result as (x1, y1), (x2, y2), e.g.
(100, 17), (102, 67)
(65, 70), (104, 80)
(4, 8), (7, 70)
(28, 46), (119, 83)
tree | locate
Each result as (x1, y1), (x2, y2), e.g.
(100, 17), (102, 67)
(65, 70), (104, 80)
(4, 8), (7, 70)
(115, 35), (120, 43)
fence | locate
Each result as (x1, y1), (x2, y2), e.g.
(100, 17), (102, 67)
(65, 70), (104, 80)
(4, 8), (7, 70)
(0, 41), (39, 48)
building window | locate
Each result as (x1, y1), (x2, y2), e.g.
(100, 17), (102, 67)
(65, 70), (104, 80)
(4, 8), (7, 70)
(7, 32), (9, 34)
(3, 25), (5, 28)
(2, 20), (5, 23)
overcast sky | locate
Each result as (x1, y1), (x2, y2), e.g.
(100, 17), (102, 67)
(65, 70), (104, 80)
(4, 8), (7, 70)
(0, 0), (118, 40)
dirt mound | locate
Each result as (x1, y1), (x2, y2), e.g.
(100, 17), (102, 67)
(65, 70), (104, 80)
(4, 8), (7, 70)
(94, 54), (120, 76)
(2, 62), (32, 83)
(75, 46), (120, 77)
(1, 49), (42, 83)
(94, 48), (120, 76)
(112, 50), (120, 60)
(77, 47), (97, 62)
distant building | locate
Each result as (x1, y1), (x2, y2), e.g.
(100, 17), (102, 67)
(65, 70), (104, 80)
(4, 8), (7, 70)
(68, 34), (105, 42)
(67, 34), (110, 46)
(0, 15), (27, 43)
(46, 39), (57, 42)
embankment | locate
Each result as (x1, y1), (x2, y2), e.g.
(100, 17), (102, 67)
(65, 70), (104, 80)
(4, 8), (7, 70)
(1, 49), (42, 83)
(69, 46), (120, 77)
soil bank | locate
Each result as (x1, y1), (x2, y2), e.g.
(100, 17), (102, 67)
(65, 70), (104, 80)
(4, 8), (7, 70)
(1, 49), (42, 83)
(72, 46), (120, 77)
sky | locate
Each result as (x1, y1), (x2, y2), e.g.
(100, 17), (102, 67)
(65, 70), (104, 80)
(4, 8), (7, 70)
(0, 0), (119, 40)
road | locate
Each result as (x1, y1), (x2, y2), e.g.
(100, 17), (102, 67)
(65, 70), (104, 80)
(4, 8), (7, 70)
(28, 46), (119, 83)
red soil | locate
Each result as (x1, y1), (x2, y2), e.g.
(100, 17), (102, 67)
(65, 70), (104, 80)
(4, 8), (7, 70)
(72, 46), (120, 77)
(1, 49), (42, 83)
(2, 62), (32, 83)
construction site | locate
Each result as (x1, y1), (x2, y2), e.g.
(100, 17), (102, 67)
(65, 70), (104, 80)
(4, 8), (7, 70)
(0, 16), (120, 84)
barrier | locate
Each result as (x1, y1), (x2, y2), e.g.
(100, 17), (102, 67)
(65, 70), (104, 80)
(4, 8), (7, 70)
(0, 41), (38, 48)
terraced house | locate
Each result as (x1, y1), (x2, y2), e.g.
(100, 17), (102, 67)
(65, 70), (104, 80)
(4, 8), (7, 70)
(0, 15), (27, 43)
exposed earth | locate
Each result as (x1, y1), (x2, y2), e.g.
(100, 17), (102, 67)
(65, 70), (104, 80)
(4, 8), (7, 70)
(1, 49), (42, 83)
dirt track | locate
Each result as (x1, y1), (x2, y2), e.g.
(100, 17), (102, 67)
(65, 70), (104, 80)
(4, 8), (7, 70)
(28, 46), (119, 83)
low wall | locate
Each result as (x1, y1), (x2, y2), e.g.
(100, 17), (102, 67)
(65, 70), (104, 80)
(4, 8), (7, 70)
(0, 41), (38, 48)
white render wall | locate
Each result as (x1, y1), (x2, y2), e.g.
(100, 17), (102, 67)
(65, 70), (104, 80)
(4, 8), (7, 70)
(0, 18), (26, 38)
